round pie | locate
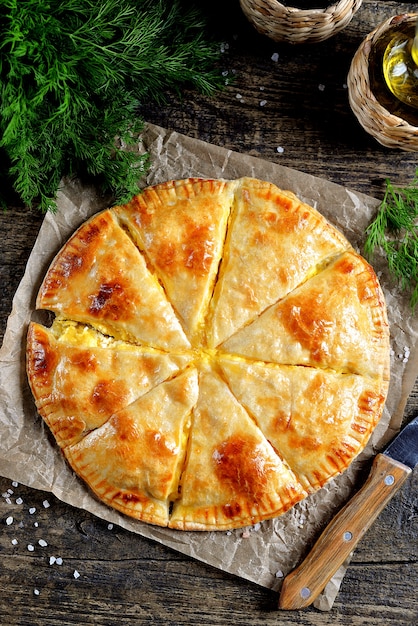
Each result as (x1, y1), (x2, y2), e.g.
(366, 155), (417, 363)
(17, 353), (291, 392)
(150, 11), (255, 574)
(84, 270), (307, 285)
(26, 177), (390, 531)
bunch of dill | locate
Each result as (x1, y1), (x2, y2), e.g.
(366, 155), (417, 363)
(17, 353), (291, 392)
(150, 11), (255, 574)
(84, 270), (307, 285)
(364, 173), (418, 310)
(0, 0), (224, 212)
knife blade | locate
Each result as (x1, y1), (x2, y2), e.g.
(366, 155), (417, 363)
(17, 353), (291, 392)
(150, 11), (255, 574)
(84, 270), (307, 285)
(279, 414), (418, 610)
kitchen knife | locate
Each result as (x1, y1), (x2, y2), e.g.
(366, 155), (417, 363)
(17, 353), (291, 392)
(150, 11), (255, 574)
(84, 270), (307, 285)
(279, 414), (418, 610)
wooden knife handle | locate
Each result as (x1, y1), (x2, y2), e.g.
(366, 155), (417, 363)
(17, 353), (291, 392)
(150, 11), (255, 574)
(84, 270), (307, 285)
(279, 453), (412, 610)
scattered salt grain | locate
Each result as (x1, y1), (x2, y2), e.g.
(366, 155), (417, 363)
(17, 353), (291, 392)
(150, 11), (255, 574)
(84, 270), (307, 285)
(73, 570), (80, 579)
(5, 498), (12, 505)
(12, 482), (18, 488)
(34, 589), (40, 596)
(29, 507), (36, 515)
(259, 86), (265, 91)
(38, 539), (48, 547)
(275, 570), (284, 578)
(11, 539), (18, 546)
(259, 100), (267, 107)
(15, 497), (23, 505)
(33, 522), (39, 528)
(226, 530), (232, 536)
(276, 146), (284, 153)
(27, 544), (35, 552)
(49, 556), (56, 565)
(318, 84), (325, 92)
(43, 500), (50, 509)
(107, 523), (114, 530)
(56, 557), (63, 565)
(6, 516), (14, 526)
(271, 52), (279, 62)
(342, 83), (348, 89)
(7, 488), (14, 495)
(236, 93), (243, 99)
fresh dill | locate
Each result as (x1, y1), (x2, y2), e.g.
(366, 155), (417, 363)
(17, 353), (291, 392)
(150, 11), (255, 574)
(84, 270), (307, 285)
(364, 173), (418, 311)
(0, 0), (225, 212)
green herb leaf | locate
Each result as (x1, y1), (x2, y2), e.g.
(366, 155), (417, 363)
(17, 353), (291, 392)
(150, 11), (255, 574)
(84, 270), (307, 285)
(364, 172), (418, 311)
(0, 0), (225, 212)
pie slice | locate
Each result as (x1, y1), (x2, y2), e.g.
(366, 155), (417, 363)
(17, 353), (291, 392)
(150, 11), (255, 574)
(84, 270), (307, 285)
(221, 251), (390, 380)
(219, 358), (389, 493)
(26, 321), (192, 448)
(36, 209), (190, 351)
(207, 178), (352, 347)
(169, 366), (307, 530)
(63, 368), (199, 527)
(114, 179), (235, 342)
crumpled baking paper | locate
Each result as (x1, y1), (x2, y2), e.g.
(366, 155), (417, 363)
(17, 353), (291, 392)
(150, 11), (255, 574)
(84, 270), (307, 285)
(1, 123), (417, 610)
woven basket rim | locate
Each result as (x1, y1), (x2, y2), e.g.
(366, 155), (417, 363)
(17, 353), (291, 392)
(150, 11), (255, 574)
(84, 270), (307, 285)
(260, 0), (360, 15)
(239, 0), (363, 44)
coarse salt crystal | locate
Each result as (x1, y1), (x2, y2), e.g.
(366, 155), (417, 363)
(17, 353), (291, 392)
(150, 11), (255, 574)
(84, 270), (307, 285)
(27, 544), (35, 552)
(38, 539), (48, 547)
(318, 84), (325, 92)
(49, 556), (56, 565)
(33, 522), (39, 528)
(43, 500), (50, 509)
(15, 497), (23, 505)
(107, 523), (113, 530)
(56, 557), (63, 565)
(6, 516), (14, 525)
(5, 498), (12, 505)
(29, 507), (36, 514)
(34, 589), (40, 596)
(11, 539), (18, 546)
(276, 146), (284, 153)
(275, 570), (284, 578)
(73, 570), (80, 579)
(12, 482), (18, 488)
(260, 100), (267, 107)
(271, 52), (279, 62)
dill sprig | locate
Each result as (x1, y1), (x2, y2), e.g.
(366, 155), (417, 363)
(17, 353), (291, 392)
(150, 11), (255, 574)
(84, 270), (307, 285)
(364, 173), (418, 310)
(0, 0), (225, 212)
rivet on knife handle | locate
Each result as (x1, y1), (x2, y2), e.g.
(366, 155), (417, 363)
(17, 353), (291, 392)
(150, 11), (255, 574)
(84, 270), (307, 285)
(278, 453), (412, 610)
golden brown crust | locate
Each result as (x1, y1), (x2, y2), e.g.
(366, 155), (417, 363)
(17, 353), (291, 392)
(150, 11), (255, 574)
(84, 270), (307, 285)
(36, 209), (190, 350)
(26, 177), (391, 531)
(221, 250), (390, 381)
(113, 179), (236, 342)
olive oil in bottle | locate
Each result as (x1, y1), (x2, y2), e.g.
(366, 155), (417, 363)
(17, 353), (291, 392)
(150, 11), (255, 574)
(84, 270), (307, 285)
(382, 20), (418, 109)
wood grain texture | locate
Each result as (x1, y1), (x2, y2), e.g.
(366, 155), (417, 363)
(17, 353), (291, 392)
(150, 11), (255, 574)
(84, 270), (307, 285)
(1, 2), (417, 624)
(279, 454), (412, 609)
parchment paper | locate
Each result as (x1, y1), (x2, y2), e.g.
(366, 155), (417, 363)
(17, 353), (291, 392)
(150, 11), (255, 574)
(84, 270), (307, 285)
(1, 123), (417, 610)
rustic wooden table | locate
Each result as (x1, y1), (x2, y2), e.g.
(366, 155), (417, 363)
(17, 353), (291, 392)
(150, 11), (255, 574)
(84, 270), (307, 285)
(1, 1), (417, 624)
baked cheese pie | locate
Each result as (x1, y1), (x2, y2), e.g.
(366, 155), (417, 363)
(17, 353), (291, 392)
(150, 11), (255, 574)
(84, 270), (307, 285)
(26, 177), (390, 531)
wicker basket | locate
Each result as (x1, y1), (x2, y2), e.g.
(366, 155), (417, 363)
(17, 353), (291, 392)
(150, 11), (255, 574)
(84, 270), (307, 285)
(239, 0), (363, 44)
(347, 13), (418, 151)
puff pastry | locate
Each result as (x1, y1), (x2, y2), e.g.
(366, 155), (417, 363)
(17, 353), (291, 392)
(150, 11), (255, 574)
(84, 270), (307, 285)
(26, 177), (390, 530)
